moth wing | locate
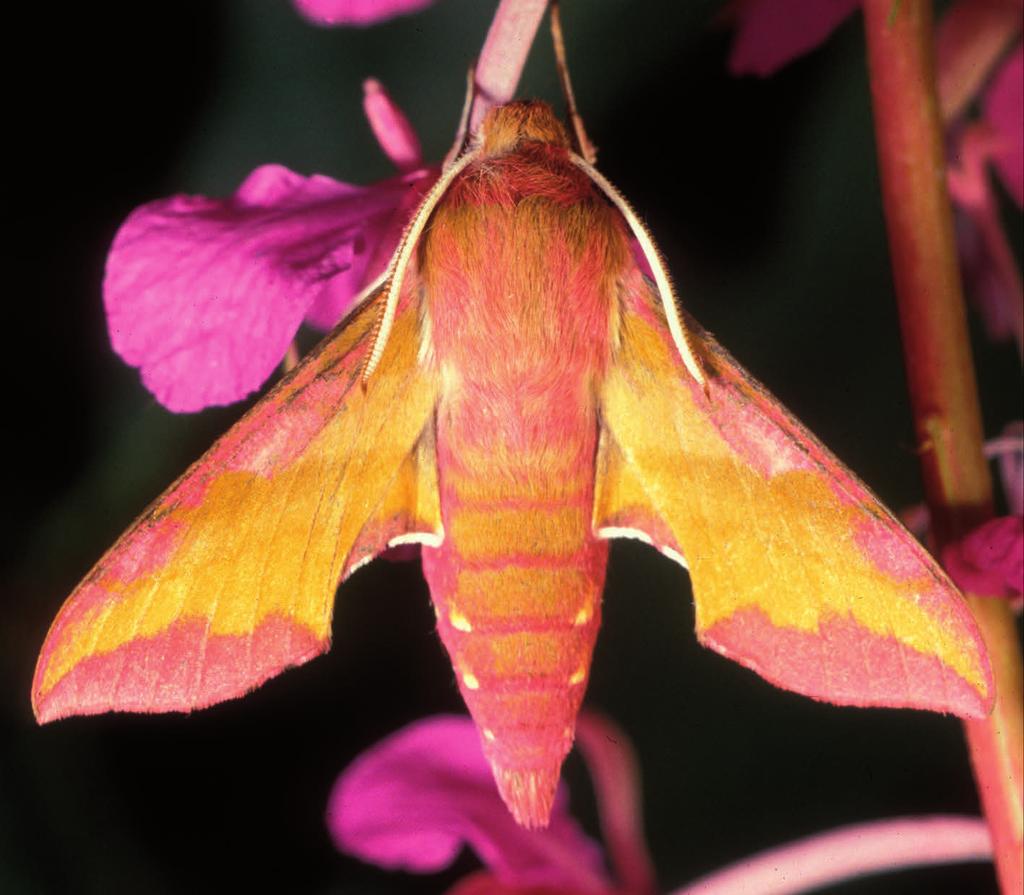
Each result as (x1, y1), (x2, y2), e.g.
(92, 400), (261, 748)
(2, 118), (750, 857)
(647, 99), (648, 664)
(34, 295), (439, 722)
(595, 273), (992, 718)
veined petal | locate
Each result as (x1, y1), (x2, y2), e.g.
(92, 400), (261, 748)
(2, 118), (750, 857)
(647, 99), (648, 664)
(104, 164), (431, 412)
(983, 43), (1023, 207)
(726, 0), (860, 77)
(303, 166), (437, 330)
(326, 715), (610, 891)
(293, 0), (435, 26)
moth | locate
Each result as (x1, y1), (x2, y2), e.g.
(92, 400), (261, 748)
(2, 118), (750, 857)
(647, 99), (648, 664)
(33, 99), (992, 829)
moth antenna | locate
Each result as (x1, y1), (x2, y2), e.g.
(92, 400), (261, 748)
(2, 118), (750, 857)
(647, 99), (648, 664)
(570, 154), (706, 389)
(362, 148), (482, 383)
(442, 65), (477, 170)
(550, 1), (597, 165)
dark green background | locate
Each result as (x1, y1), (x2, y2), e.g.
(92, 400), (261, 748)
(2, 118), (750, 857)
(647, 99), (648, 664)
(4, 1), (1020, 892)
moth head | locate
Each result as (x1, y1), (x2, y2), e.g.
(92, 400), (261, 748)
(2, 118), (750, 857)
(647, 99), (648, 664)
(477, 100), (571, 156)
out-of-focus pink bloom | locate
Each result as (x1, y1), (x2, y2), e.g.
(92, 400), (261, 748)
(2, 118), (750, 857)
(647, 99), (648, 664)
(326, 715), (612, 894)
(329, 715), (993, 894)
(948, 120), (1024, 352)
(943, 515), (1024, 607)
(725, 3), (1023, 356)
(984, 43), (1024, 207)
(293, 0), (436, 27)
(104, 81), (437, 413)
(725, 0), (860, 77)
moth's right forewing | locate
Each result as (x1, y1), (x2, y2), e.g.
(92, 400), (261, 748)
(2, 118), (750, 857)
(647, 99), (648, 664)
(597, 271), (992, 719)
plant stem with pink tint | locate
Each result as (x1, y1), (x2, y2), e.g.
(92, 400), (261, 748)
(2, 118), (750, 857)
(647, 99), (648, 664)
(673, 815), (990, 895)
(469, 0), (549, 130)
(862, 1), (1023, 892)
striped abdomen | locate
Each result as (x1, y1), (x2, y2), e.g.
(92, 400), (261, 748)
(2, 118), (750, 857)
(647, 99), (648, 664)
(418, 133), (627, 826)
(421, 416), (608, 828)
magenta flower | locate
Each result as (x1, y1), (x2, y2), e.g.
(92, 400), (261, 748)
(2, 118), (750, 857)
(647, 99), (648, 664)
(293, 0), (436, 27)
(104, 81), (437, 413)
(103, 0), (543, 414)
(983, 42), (1024, 207)
(726, 2), (1023, 353)
(326, 715), (614, 894)
(943, 515), (1024, 607)
(725, 0), (860, 77)
(328, 714), (993, 894)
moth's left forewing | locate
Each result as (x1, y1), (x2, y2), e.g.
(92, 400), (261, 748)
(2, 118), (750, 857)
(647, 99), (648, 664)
(596, 270), (993, 718)
(34, 294), (439, 722)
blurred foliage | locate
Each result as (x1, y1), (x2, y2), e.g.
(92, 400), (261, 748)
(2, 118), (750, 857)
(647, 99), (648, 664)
(4, 1), (1018, 892)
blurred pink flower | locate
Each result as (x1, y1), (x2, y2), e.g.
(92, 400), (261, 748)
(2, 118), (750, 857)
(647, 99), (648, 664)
(329, 714), (992, 894)
(725, 3), (1023, 353)
(104, 80), (437, 413)
(326, 715), (614, 894)
(943, 515), (1024, 607)
(293, 0), (436, 27)
(725, 0), (860, 77)
(983, 43), (1024, 207)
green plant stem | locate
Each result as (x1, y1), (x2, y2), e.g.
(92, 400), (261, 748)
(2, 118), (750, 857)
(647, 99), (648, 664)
(861, 2), (1023, 893)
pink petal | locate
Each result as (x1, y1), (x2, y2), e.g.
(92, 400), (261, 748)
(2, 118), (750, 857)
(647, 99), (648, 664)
(984, 43), (1024, 207)
(947, 124), (1024, 351)
(293, 0), (435, 26)
(942, 515), (1024, 601)
(726, 0), (861, 77)
(327, 715), (611, 892)
(363, 79), (423, 172)
(105, 164), (431, 412)
(302, 167), (437, 331)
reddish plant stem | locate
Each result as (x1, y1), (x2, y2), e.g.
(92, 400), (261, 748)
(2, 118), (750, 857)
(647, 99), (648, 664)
(673, 815), (991, 895)
(862, 2), (1023, 893)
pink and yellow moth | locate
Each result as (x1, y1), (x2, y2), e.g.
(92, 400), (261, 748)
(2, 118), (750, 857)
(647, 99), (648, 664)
(33, 99), (992, 829)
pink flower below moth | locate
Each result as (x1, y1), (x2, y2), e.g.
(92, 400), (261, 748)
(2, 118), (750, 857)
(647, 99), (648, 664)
(326, 715), (612, 893)
(293, 0), (436, 27)
(104, 81), (437, 413)
(942, 515), (1024, 606)
(330, 715), (993, 894)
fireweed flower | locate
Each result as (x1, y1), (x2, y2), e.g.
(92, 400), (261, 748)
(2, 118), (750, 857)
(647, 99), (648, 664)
(326, 714), (617, 894)
(105, 80), (438, 413)
(900, 425), (1024, 613)
(726, 1), (1024, 353)
(293, 0), (437, 27)
(943, 515), (1024, 607)
(328, 714), (993, 894)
